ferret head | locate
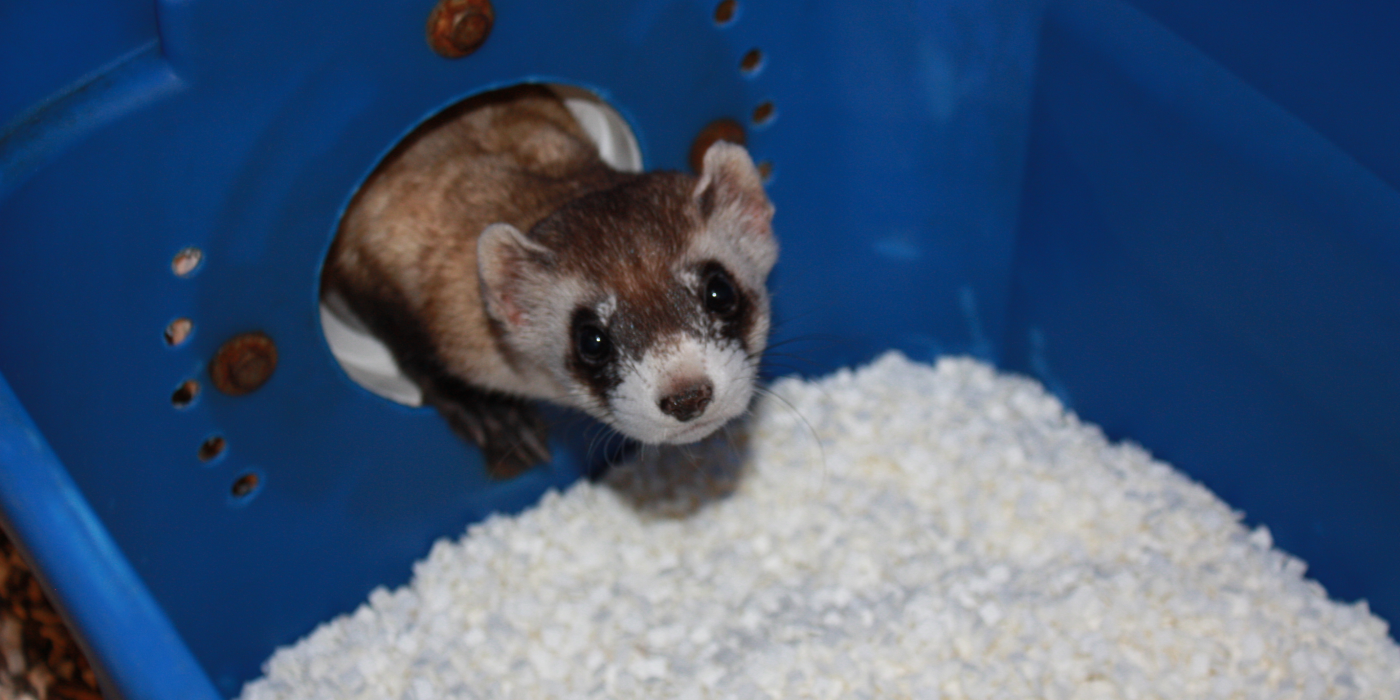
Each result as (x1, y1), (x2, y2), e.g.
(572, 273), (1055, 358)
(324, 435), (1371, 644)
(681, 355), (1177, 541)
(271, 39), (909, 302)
(478, 142), (777, 444)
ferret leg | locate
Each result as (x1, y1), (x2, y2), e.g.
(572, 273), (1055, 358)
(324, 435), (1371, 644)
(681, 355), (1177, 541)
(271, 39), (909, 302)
(420, 376), (552, 479)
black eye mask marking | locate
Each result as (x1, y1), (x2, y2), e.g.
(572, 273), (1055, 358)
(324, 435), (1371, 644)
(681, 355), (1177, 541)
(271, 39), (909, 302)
(703, 267), (739, 318)
(698, 261), (753, 346)
(568, 307), (622, 400)
(575, 318), (612, 366)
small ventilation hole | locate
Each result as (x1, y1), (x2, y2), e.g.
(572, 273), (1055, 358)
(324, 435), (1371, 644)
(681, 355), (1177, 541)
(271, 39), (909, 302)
(231, 472), (261, 500)
(752, 101), (776, 126)
(172, 380), (200, 409)
(714, 0), (737, 24)
(172, 247), (203, 278)
(199, 436), (227, 462)
(740, 48), (763, 74)
(165, 318), (193, 347)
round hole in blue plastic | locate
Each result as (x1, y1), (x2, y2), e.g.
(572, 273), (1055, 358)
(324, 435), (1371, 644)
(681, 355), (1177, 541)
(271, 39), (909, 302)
(171, 379), (200, 409)
(164, 317), (193, 347)
(740, 48), (764, 75)
(713, 0), (738, 25)
(757, 160), (774, 183)
(320, 83), (643, 407)
(199, 435), (227, 463)
(171, 247), (203, 278)
(229, 470), (262, 505)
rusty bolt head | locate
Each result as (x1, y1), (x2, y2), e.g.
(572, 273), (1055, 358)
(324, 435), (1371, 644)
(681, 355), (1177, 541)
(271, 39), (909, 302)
(210, 332), (278, 396)
(689, 118), (747, 175)
(427, 0), (494, 58)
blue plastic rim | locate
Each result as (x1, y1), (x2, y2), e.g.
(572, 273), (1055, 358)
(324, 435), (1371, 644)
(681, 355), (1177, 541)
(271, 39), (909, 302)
(1, 0), (1397, 698)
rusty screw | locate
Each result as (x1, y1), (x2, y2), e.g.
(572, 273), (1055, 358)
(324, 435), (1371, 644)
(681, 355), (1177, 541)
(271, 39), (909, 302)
(689, 118), (747, 174)
(209, 332), (278, 396)
(427, 0), (495, 58)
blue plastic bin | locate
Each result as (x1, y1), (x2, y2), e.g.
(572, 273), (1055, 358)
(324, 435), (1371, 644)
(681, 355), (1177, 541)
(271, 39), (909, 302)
(2, 0), (1396, 697)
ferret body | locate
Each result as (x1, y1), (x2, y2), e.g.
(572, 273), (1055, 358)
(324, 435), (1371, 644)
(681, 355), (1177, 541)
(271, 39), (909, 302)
(323, 85), (777, 477)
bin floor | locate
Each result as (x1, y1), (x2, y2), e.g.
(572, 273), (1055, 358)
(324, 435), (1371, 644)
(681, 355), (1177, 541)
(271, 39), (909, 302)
(240, 355), (1400, 699)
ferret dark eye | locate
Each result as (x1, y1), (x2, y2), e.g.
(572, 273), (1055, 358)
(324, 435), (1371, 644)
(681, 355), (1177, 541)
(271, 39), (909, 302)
(703, 268), (739, 318)
(575, 322), (612, 365)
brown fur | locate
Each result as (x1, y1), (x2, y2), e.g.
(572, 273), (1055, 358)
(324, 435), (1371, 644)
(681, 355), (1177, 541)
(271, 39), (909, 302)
(322, 85), (776, 477)
(325, 85), (630, 396)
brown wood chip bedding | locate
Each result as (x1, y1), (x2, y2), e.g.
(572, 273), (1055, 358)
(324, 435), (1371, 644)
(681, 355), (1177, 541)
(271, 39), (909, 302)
(0, 533), (102, 700)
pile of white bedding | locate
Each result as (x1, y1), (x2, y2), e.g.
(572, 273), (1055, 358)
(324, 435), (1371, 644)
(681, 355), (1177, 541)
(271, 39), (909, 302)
(241, 353), (1400, 699)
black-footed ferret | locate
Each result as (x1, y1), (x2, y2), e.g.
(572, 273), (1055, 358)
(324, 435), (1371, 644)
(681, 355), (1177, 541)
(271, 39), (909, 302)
(322, 85), (778, 478)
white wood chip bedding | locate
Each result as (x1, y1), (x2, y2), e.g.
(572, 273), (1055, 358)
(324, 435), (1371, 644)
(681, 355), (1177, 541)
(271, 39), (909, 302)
(240, 353), (1400, 700)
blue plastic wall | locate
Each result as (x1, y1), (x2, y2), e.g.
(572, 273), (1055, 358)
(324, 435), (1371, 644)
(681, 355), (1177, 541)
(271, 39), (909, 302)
(0, 0), (1396, 698)
(1002, 0), (1400, 623)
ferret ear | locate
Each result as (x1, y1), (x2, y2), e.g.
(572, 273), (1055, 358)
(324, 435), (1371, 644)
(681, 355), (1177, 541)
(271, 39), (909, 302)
(478, 223), (550, 328)
(693, 141), (778, 274)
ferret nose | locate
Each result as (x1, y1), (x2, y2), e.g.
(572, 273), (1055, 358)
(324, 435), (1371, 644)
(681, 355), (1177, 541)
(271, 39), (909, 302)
(658, 380), (714, 422)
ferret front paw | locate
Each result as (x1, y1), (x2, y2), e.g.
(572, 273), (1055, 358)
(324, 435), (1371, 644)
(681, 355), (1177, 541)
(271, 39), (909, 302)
(422, 380), (552, 479)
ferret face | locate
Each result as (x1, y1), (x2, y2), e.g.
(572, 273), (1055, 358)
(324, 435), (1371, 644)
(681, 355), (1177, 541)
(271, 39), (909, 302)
(478, 142), (777, 445)
(562, 255), (769, 444)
